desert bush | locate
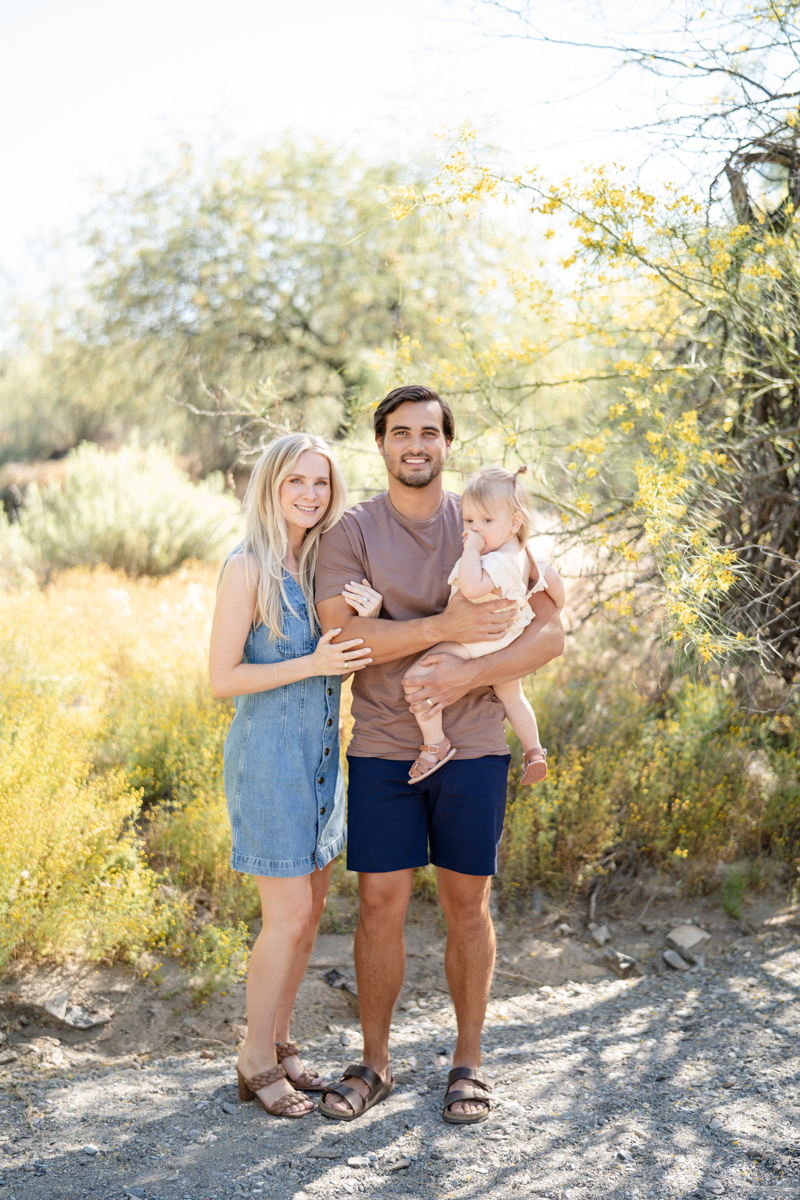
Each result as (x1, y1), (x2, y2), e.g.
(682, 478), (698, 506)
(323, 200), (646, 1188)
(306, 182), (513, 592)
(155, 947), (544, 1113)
(2, 564), (796, 975)
(0, 565), (246, 981)
(21, 441), (241, 576)
(0, 671), (175, 969)
(0, 518), (39, 588)
(496, 634), (800, 908)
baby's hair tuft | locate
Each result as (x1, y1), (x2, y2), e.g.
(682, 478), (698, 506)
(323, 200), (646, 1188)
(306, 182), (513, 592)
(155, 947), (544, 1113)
(462, 465), (535, 545)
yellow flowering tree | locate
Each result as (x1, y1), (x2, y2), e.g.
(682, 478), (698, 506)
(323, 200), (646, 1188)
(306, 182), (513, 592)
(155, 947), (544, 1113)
(391, 127), (799, 681)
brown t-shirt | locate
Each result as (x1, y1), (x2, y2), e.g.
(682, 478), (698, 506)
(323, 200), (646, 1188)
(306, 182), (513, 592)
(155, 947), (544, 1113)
(315, 490), (509, 760)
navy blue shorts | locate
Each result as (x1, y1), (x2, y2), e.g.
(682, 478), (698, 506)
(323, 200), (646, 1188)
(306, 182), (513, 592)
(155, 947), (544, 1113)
(346, 755), (510, 877)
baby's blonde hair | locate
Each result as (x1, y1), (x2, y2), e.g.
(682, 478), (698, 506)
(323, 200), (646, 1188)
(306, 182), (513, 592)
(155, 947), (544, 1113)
(462, 465), (534, 545)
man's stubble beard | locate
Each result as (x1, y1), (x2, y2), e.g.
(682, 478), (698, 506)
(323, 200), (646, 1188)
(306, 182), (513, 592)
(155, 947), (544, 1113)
(383, 450), (447, 490)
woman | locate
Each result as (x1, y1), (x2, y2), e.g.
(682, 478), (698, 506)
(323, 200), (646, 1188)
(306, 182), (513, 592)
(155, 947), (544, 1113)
(209, 433), (379, 1119)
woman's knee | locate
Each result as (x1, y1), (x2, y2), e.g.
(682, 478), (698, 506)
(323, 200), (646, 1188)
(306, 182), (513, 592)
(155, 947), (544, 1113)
(257, 878), (315, 939)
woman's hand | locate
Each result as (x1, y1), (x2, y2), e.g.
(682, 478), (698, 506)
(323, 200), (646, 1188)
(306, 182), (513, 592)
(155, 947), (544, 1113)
(341, 579), (383, 619)
(309, 629), (373, 676)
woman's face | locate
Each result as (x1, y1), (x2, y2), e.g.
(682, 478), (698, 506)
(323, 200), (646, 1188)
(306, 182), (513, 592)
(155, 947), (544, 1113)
(278, 451), (332, 534)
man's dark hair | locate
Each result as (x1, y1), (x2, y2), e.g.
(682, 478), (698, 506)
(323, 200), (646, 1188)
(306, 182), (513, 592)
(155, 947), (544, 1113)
(373, 385), (455, 442)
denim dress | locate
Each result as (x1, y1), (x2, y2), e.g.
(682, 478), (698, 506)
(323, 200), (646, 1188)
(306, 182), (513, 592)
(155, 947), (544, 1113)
(223, 573), (346, 878)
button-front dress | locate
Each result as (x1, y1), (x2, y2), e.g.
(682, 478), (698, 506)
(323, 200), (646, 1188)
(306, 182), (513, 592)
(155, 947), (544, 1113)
(223, 572), (345, 877)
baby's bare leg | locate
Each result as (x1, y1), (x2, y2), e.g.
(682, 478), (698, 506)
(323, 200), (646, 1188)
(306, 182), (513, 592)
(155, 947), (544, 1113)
(493, 679), (541, 754)
(405, 641), (472, 760)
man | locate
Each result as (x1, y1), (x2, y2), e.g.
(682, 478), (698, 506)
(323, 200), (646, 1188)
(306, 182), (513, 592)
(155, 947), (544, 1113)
(315, 384), (564, 1123)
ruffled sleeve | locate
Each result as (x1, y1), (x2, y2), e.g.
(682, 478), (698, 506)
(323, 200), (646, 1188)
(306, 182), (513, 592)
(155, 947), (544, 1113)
(479, 551), (529, 603)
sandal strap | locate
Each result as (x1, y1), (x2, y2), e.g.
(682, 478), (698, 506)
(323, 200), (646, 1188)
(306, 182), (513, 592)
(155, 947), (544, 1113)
(341, 1062), (384, 1091)
(242, 1063), (286, 1090)
(292, 1069), (323, 1088)
(524, 747), (547, 763)
(444, 1085), (491, 1111)
(447, 1066), (490, 1089)
(275, 1041), (300, 1061)
(325, 1081), (367, 1116)
(267, 1090), (310, 1116)
(409, 739), (452, 780)
(419, 739), (451, 761)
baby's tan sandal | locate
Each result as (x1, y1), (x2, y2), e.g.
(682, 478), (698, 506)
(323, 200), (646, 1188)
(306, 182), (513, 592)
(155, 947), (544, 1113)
(409, 739), (456, 784)
(521, 747), (547, 785)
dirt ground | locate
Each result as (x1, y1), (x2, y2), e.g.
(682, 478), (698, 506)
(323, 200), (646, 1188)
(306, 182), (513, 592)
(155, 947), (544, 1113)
(1, 888), (799, 1200)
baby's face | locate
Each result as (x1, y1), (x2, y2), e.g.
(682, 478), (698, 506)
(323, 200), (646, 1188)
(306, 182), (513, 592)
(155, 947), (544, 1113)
(462, 498), (519, 552)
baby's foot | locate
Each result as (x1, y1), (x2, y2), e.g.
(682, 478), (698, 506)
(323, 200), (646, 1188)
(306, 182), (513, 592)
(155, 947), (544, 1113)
(521, 746), (547, 785)
(409, 739), (456, 784)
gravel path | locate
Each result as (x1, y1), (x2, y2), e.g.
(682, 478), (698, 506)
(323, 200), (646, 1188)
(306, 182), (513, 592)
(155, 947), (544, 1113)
(1, 914), (799, 1200)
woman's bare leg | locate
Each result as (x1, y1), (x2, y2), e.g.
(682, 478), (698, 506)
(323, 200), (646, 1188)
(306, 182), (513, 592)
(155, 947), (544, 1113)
(404, 641), (472, 764)
(237, 869), (331, 1113)
(493, 679), (540, 753)
(274, 861), (333, 1087)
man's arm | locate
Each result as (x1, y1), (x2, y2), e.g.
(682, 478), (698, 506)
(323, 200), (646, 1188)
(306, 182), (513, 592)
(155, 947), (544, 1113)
(316, 590), (518, 667)
(402, 590), (565, 717)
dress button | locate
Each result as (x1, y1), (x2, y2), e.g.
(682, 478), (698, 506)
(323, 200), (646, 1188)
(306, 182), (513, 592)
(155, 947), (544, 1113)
(318, 776), (324, 785)
(327, 718), (333, 727)
(327, 687), (333, 696)
(320, 807), (326, 815)
(324, 747), (330, 756)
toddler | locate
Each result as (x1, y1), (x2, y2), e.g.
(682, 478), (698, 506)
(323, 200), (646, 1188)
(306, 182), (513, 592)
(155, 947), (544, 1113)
(403, 465), (564, 785)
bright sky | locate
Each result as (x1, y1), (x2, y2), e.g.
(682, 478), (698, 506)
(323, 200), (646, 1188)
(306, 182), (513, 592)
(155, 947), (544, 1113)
(1, 0), (668, 289)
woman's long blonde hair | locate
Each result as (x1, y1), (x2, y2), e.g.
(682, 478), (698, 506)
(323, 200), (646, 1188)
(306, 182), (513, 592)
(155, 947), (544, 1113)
(238, 433), (346, 639)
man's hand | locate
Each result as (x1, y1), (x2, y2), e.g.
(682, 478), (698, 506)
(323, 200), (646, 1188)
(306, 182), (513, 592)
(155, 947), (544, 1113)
(436, 590), (517, 644)
(403, 591), (565, 716)
(403, 651), (479, 718)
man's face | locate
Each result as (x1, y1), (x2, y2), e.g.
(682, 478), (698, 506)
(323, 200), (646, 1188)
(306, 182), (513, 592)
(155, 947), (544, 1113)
(376, 400), (451, 489)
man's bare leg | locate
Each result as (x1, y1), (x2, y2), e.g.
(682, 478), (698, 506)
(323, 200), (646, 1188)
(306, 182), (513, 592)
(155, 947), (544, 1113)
(322, 869), (414, 1112)
(436, 867), (495, 1117)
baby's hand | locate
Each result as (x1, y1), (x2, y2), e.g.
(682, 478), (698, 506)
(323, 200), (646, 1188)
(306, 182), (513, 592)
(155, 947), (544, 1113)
(342, 579), (383, 618)
(462, 529), (486, 551)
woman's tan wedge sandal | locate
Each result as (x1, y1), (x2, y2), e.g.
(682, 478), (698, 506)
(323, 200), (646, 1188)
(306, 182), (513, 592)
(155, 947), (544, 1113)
(236, 1063), (313, 1118)
(409, 738), (456, 784)
(276, 1040), (328, 1092)
(521, 747), (547, 785)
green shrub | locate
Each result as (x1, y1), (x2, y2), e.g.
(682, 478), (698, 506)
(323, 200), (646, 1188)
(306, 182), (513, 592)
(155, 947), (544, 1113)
(721, 865), (746, 918)
(22, 441), (241, 576)
(0, 672), (178, 969)
(496, 631), (800, 906)
(0, 518), (39, 588)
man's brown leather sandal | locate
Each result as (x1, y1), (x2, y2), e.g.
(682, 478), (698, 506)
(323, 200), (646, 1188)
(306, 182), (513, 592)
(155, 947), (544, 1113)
(442, 1067), (492, 1125)
(236, 1063), (313, 1118)
(409, 738), (456, 784)
(276, 1040), (328, 1092)
(318, 1063), (393, 1121)
(521, 747), (547, 785)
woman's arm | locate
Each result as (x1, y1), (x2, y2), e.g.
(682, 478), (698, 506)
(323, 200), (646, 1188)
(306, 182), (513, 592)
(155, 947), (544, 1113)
(209, 555), (373, 698)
